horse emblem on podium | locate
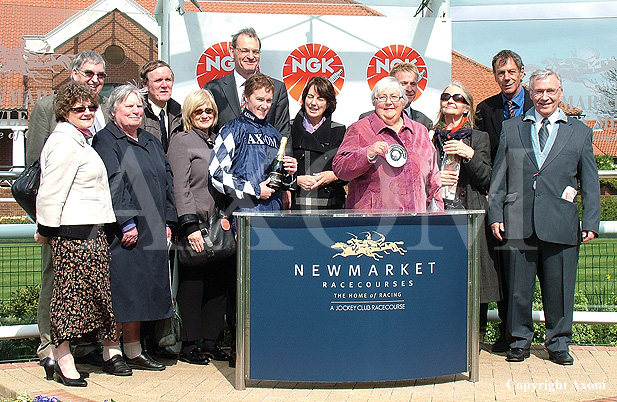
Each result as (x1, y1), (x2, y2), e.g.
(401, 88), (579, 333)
(331, 231), (407, 261)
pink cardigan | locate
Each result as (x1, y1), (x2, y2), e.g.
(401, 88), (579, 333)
(333, 113), (443, 212)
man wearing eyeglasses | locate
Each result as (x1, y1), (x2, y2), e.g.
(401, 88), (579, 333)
(358, 62), (432, 130)
(488, 69), (600, 366)
(26, 50), (109, 369)
(139, 60), (183, 153)
(203, 27), (290, 138)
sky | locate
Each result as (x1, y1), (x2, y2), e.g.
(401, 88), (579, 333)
(361, 1), (617, 119)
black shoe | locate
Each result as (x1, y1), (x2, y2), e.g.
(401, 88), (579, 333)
(491, 339), (511, 353)
(53, 362), (87, 387)
(150, 346), (179, 360)
(179, 347), (210, 365)
(202, 345), (229, 361)
(102, 355), (133, 376)
(548, 350), (574, 365)
(506, 347), (530, 362)
(42, 357), (89, 380)
(74, 349), (104, 367)
(125, 352), (165, 371)
(229, 351), (236, 368)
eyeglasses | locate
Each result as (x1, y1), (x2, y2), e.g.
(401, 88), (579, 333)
(233, 47), (261, 56)
(69, 105), (98, 113)
(376, 94), (403, 103)
(440, 92), (469, 105)
(75, 68), (107, 80)
(532, 88), (560, 97)
(193, 108), (214, 116)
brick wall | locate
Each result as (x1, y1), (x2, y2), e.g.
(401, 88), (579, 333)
(0, 187), (27, 218)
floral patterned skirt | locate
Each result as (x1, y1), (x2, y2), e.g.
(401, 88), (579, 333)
(49, 229), (117, 345)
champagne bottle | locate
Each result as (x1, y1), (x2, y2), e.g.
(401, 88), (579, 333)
(266, 136), (288, 190)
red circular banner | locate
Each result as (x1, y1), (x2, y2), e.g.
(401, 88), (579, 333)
(366, 45), (428, 102)
(283, 43), (345, 103)
(196, 41), (235, 88)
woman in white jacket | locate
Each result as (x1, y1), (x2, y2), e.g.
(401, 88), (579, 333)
(34, 81), (117, 387)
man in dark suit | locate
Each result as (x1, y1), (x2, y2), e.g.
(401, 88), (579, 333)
(476, 50), (533, 353)
(139, 60), (183, 153)
(488, 69), (600, 365)
(476, 50), (534, 161)
(203, 27), (290, 138)
(358, 62), (432, 130)
(26, 50), (109, 368)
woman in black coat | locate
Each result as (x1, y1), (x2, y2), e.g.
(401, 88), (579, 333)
(92, 84), (177, 375)
(291, 76), (346, 210)
(431, 81), (502, 341)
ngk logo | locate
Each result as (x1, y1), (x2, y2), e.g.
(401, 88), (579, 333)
(283, 44), (345, 102)
(196, 42), (234, 87)
(367, 45), (428, 102)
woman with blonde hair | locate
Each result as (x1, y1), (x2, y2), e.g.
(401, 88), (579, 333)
(167, 89), (231, 364)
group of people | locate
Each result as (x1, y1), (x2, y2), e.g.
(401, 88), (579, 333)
(27, 27), (600, 388)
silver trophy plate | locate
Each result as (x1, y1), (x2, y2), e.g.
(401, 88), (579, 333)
(385, 143), (407, 167)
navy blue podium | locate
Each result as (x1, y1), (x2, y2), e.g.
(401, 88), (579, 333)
(234, 210), (482, 389)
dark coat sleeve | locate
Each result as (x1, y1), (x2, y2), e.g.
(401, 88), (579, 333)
(462, 129), (492, 193)
(92, 128), (137, 227)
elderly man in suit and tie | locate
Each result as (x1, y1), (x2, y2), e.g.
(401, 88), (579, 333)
(488, 69), (600, 366)
(203, 27), (290, 137)
(476, 50), (534, 353)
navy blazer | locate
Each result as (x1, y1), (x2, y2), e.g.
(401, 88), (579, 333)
(488, 112), (600, 245)
(204, 72), (290, 138)
(476, 87), (534, 162)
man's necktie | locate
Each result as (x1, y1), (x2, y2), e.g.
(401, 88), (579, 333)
(159, 109), (168, 152)
(506, 100), (515, 119)
(240, 85), (246, 111)
(538, 117), (549, 152)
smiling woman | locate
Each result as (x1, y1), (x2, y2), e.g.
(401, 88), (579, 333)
(332, 76), (443, 212)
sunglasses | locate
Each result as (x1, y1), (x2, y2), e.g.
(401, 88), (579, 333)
(69, 105), (98, 113)
(192, 108), (214, 116)
(440, 92), (469, 105)
(75, 68), (107, 80)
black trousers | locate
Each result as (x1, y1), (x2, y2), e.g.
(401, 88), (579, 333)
(176, 254), (235, 342)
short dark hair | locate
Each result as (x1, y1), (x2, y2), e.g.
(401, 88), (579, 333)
(491, 50), (524, 73)
(244, 73), (274, 98)
(54, 81), (99, 122)
(231, 27), (261, 49)
(70, 50), (105, 72)
(139, 60), (174, 86)
(301, 76), (337, 117)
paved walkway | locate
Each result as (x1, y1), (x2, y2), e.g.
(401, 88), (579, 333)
(0, 345), (616, 402)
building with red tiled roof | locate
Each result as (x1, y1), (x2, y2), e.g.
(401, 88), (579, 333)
(451, 50), (500, 107)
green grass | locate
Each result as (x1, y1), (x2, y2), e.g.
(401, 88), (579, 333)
(0, 240), (41, 303)
(577, 238), (617, 309)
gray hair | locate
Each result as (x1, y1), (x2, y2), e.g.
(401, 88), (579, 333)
(106, 84), (145, 121)
(529, 68), (562, 90)
(231, 27), (261, 49)
(70, 50), (105, 71)
(371, 76), (408, 107)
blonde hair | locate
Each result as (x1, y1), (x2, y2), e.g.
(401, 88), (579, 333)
(435, 81), (475, 128)
(181, 89), (218, 131)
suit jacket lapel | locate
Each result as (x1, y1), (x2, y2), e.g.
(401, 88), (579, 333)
(223, 74), (241, 118)
(518, 120), (539, 170)
(540, 120), (574, 171)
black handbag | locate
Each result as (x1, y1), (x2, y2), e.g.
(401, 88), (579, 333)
(176, 208), (236, 267)
(11, 159), (41, 218)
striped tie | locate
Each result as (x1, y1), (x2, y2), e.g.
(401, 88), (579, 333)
(506, 100), (515, 119)
(538, 118), (549, 151)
